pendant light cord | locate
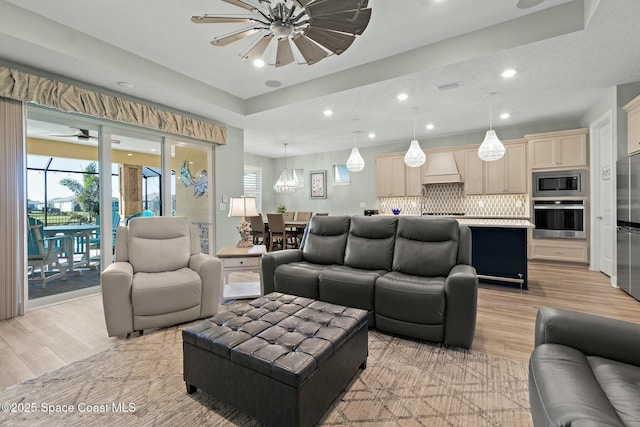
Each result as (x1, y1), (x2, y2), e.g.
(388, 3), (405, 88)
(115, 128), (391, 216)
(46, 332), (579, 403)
(412, 109), (416, 140)
(283, 143), (288, 169)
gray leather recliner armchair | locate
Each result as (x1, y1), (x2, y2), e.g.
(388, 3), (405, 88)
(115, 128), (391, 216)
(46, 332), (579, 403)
(529, 307), (640, 426)
(101, 216), (222, 337)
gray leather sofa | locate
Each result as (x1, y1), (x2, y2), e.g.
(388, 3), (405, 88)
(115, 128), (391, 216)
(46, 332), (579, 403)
(262, 215), (478, 348)
(529, 307), (640, 426)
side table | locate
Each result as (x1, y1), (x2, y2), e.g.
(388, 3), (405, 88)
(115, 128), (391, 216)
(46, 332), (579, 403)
(215, 245), (266, 303)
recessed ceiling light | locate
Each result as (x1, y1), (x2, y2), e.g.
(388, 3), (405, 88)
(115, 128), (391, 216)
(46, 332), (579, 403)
(501, 69), (517, 78)
(150, 148), (156, 152)
(323, 109), (333, 117)
(397, 93), (408, 101)
(368, 132), (376, 138)
(117, 81), (133, 88)
(500, 113), (510, 119)
(426, 123), (435, 130)
(265, 80), (281, 88)
(127, 153), (133, 156)
(253, 59), (265, 68)
(517, 0), (545, 9)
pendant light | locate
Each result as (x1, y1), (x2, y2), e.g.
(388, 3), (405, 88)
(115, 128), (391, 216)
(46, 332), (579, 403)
(346, 130), (365, 172)
(273, 143), (299, 193)
(404, 109), (426, 167)
(478, 93), (506, 161)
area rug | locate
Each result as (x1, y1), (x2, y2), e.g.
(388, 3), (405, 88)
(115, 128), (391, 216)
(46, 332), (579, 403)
(0, 326), (532, 426)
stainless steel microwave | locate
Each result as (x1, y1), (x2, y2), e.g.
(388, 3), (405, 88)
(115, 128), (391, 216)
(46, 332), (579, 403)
(532, 169), (586, 198)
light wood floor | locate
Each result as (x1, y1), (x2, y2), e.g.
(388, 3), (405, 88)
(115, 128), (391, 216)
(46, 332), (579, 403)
(1, 262), (640, 391)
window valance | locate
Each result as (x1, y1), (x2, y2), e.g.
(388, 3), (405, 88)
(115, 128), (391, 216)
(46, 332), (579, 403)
(0, 66), (226, 145)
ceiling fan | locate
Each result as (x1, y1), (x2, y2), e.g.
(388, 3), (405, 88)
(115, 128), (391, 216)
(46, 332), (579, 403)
(191, 0), (372, 67)
(50, 128), (97, 140)
(50, 128), (120, 143)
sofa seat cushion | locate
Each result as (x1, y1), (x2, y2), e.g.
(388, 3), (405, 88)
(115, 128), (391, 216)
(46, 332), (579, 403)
(132, 267), (202, 316)
(318, 265), (386, 312)
(375, 272), (445, 325)
(275, 262), (332, 300)
(529, 344), (625, 427)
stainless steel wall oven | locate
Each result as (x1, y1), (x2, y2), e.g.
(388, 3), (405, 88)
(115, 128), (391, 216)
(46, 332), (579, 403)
(533, 200), (585, 239)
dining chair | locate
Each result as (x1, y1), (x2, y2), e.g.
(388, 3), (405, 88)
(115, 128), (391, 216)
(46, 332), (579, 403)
(90, 212), (121, 253)
(248, 214), (267, 246)
(293, 211), (312, 246)
(283, 211), (295, 221)
(27, 217), (67, 287)
(266, 213), (297, 251)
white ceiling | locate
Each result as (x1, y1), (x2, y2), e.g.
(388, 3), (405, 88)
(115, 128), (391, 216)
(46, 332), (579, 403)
(2, 0), (640, 158)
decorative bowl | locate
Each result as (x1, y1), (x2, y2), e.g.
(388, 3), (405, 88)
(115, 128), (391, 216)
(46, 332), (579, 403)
(392, 208), (401, 215)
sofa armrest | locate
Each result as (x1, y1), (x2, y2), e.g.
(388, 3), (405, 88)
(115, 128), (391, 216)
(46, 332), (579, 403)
(100, 262), (134, 337)
(190, 254), (222, 318)
(535, 307), (640, 366)
(261, 249), (303, 294)
(443, 264), (478, 348)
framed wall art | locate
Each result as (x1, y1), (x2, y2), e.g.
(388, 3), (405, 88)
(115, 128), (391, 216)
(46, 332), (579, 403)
(309, 170), (326, 199)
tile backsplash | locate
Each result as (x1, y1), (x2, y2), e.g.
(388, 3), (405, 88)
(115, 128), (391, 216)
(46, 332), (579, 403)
(379, 183), (530, 218)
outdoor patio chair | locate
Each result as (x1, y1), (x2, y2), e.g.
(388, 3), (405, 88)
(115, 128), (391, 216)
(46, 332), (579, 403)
(27, 217), (68, 287)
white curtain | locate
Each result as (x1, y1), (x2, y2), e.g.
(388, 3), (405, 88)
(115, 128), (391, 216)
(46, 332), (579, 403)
(0, 96), (25, 319)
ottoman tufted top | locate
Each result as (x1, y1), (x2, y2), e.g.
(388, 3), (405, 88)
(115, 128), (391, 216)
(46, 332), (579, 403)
(182, 292), (368, 387)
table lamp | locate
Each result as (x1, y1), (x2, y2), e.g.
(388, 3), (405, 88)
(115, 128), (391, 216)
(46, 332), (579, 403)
(228, 197), (259, 248)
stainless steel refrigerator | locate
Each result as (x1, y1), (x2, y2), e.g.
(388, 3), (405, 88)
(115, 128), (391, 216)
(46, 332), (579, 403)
(617, 153), (640, 300)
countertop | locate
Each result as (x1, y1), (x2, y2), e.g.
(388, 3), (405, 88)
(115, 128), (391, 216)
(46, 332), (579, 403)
(455, 218), (534, 228)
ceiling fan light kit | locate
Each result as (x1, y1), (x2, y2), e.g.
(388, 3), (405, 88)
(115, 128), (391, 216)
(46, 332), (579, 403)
(477, 94), (505, 161)
(192, 0), (372, 67)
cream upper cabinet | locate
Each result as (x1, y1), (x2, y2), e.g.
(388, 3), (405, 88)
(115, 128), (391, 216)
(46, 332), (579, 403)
(405, 163), (424, 196)
(528, 129), (588, 169)
(624, 94), (640, 155)
(463, 149), (484, 195)
(376, 155), (406, 197)
(484, 142), (527, 194)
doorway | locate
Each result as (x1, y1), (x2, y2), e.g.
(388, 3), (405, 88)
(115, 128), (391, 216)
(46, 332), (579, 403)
(590, 110), (615, 281)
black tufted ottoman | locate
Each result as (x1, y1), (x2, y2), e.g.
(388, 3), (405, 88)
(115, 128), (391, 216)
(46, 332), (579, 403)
(182, 292), (368, 427)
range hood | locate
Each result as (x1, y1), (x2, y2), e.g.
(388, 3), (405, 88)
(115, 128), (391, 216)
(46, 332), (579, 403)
(422, 152), (463, 184)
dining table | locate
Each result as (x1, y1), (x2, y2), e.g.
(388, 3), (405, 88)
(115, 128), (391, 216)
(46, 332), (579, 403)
(43, 224), (100, 272)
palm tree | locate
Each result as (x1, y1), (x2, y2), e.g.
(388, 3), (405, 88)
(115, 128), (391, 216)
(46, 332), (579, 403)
(59, 162), (100, 221)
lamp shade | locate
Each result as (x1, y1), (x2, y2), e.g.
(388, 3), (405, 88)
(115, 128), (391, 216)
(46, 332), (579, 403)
(477, 130), (505, 161)
(273, 169), (299, 193)
(228, 197), (259, 217)
(404, 139), (426, 167)
(346, 147), (365, 172)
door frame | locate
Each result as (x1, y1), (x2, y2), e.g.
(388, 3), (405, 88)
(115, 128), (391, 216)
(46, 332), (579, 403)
(589, 109), (616, 285)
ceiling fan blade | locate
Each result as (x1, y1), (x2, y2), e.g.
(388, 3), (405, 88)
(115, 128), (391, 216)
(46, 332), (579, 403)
(50, 133), (81, 137)
(242, 34), (273, 62)
(275, 39), (294, 67)
(191, 15), (254, 24)
(292, 34), (328, 65)
(307, 0), (369, 17)
(222, 0), (258, 12)
(309, 9), (371, 35)
(305, 27), (355, 54)
(211, 27), (261, 46)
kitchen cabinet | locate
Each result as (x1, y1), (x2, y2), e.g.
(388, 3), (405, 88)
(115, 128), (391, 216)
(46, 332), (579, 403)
(463, 149), (484, 195)
(376, 154), (406, 197)
(484, 142), (527, 194)
(624, 94), (640, 155)
(405, 162), (423, 196)
(529, 238), (589, 263)
(528, 129), (588, 169)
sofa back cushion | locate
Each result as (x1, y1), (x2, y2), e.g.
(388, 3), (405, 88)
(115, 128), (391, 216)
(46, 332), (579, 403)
(128, 216), (191, 273)
(345, 216), (397, 271)
(393, 217), (459, 277)
(302, 216), (351, 265)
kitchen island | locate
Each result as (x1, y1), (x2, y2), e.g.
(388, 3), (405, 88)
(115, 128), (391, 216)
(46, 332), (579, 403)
(455, 218), (534, 291)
